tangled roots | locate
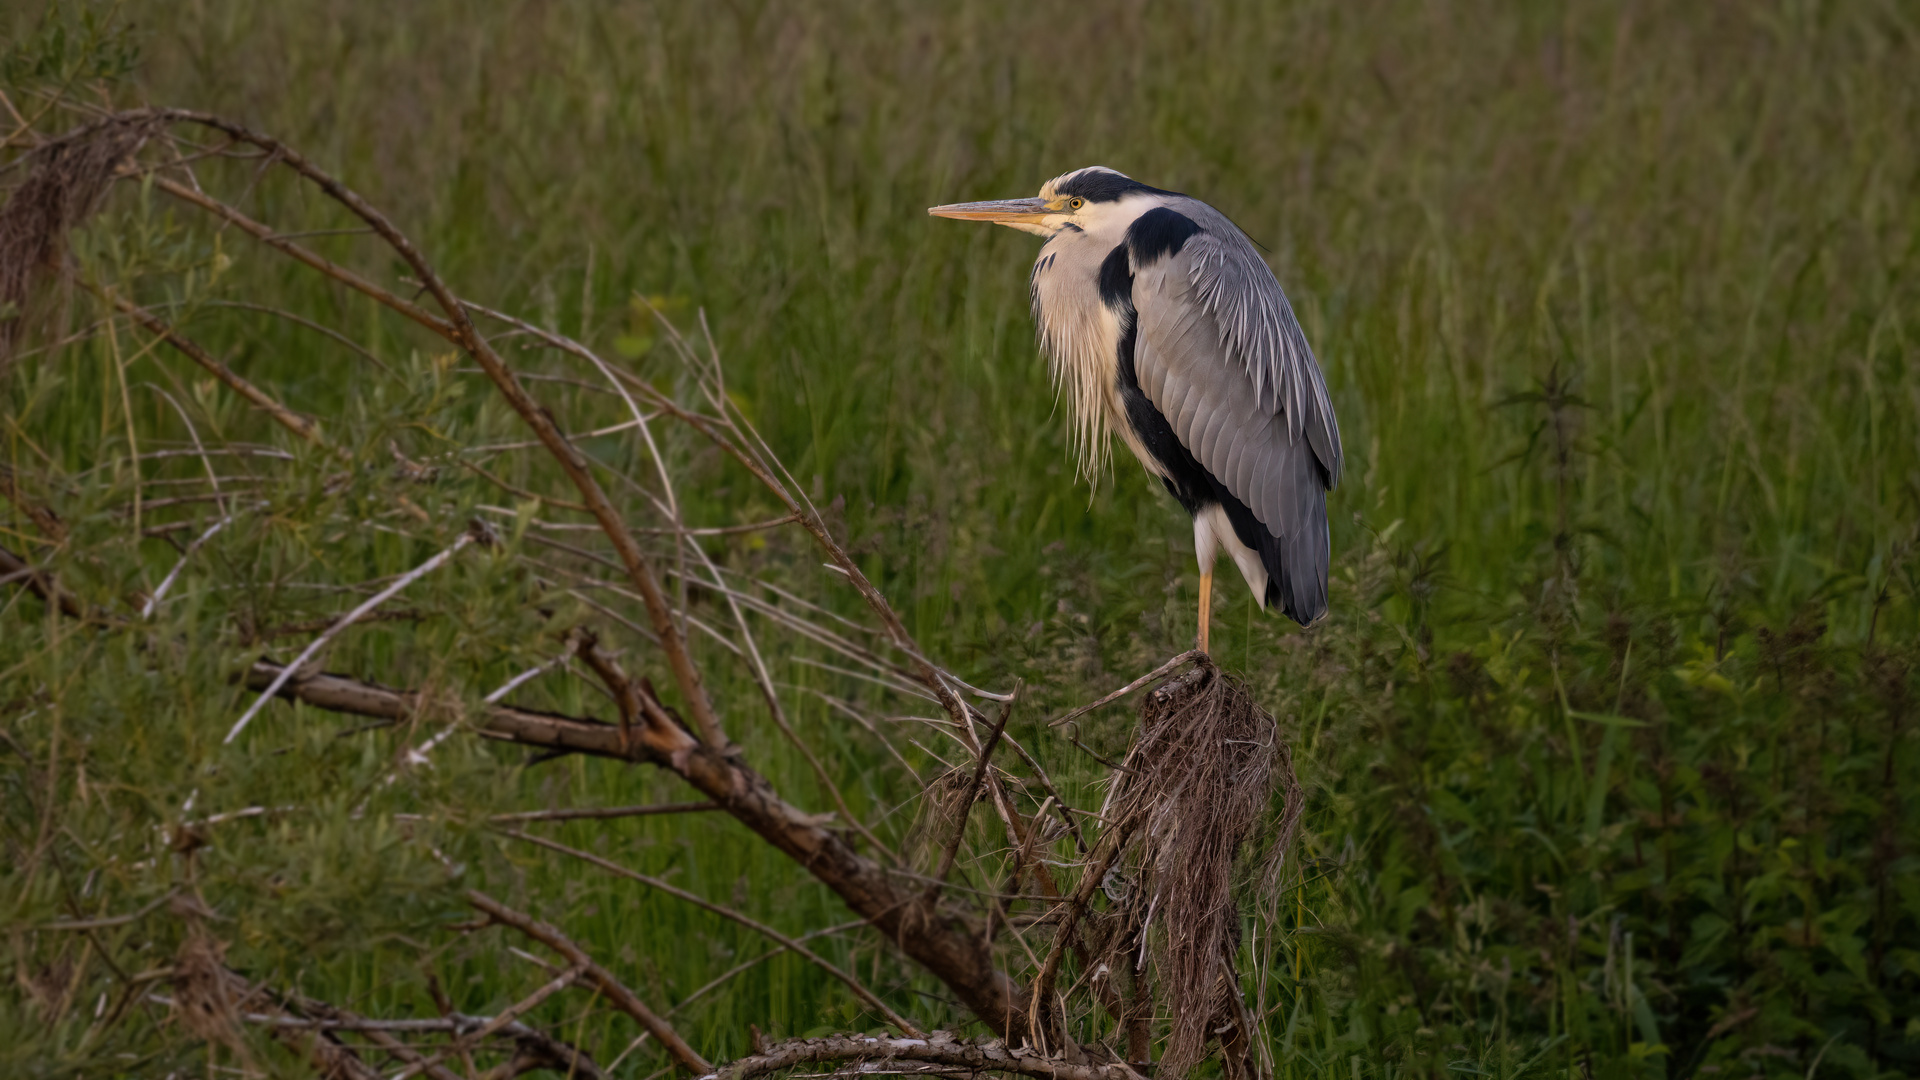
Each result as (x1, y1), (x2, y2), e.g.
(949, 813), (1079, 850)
(1102, 663), (1301, 1079)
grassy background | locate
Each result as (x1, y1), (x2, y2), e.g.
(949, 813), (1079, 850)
(3, 0), (1918, 1077)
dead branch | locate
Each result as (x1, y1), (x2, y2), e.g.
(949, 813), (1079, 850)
(467, 890), (712, 1074)
(466, 299), (986, 740)
(162, 960), (388, 1080)
(0, 462), (68, 541)
(387, 963), (586, 1080)
(498, 827), (921, 1037)
(926, 694), (1016, 902)
(265, 997), (608, 1080)
(669, 918), (870, 1018)
(1047, 651), (1205, 729)
(101, 290), (325, 446)
(239, 653), (1030, 1034)
(0, 543), (85, 620)
(229, 528), (480, 743)
(1025, 819), (1136, 1054)
(130, 111), (725, 757)
(703, 1033), (1144, 1080)
(490, 801), (718, 823)
(148, 175), (456, 342)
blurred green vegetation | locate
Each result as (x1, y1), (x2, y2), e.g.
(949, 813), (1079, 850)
(2, 0), (1917, 1077)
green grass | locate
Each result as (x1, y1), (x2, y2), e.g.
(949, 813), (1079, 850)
(3, 0), (1918, 1077)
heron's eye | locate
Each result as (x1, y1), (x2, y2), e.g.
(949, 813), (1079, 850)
(1068, 197), (1085, 211)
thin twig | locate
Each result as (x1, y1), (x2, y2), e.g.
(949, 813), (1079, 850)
(142, 510), (245, 617)
(490, 801), (718, 823)
(42, 889), (179, 931)
(702, 1034), (1146, 1080)
(467, 890), (711, 1074)
(498, 828), (921, 1036)
(227, 530), (475, 743)
(680, 530), (900, 863)
(1047, 651), (1206, 728)
(925, 692), (1017, 906)
(101, 289), (327, 447)
(201, 299), (399, 380)
(388, 963), (587, 1080)
(1028, 819), (1139, 1050)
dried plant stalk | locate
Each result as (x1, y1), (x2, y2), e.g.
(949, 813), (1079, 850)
(1101, 666), (1288, 1079)
(0, 115), (157, 370)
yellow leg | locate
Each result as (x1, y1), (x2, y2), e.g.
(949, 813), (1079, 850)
(1198, 568), (1213, 654)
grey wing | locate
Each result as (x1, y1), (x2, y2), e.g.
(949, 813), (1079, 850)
(1174, 223), (1341, 477)
(1130, 226), (1342, 619)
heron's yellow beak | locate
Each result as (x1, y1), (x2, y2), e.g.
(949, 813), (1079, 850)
(927, 197), (1055, 226)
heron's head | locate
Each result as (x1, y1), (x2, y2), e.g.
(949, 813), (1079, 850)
(928, 166), (1170, 239)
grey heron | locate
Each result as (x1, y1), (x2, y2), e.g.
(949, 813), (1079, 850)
(930, 167), (1341, 652)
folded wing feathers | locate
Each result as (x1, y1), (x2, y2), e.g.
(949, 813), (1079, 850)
(1181, 227), (1341, 484)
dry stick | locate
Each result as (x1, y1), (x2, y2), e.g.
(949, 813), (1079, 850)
(467, 890), (711, 1074)
(227, 531), (475, 743)
(487, 298), (999, 741)
(266, 1009), (607, 1080)
(103, 291), (326, 447)
(1028, 818), (1141, 1053)
(680, 569), (933, 698)
(973, 768), (1131, 1046)
(998, 731), (1090, 856)
(160, 967), (389, 1080)
(986, 793), (1128, 1039)
(392, 637), (583, 779)
(663, 360), (982, 722)
(498, 827), (920, 1037)
(0, 462), (67, 542)
(155, 144), (711, 719)
(483, 640), (582, 706)
(202, 298), (400, 381)
(471, 416), (652, 453)
(790, 655), (940, 706)
(636, 514), (797, 537)
(680, 527), (900, 864)
(604, 918), (871, 1077)
(491, 801), (718, 824)
(460, 459), (594, 514)
(149, 175), (457, 343)
(0, 544), (85, 620)
(925, 694), (1017, 904)
(668, 919), (870, 1019)
(284, 994), (524, 1080)
(573, 630), (658, 750)
(703, 1033), (1146, 1080)
(243, 662), (659, 765)
(1047, 650), (1207, 729)
(241, 1010), (604, 1080)
(142, 510), (244, 617)
(787, 683), (925, 783)
(42, 888), (180, 931)
(388, 964), (587, 1080)
(145, 383), (226, 517)
(250, 674), (1042, 1039)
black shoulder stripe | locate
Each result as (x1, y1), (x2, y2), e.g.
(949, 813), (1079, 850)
(1126, 207), (1202, 265)
(1097, 244), (1132, 311)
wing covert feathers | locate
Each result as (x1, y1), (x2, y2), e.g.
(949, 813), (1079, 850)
(1127, 204), (1341, 622)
